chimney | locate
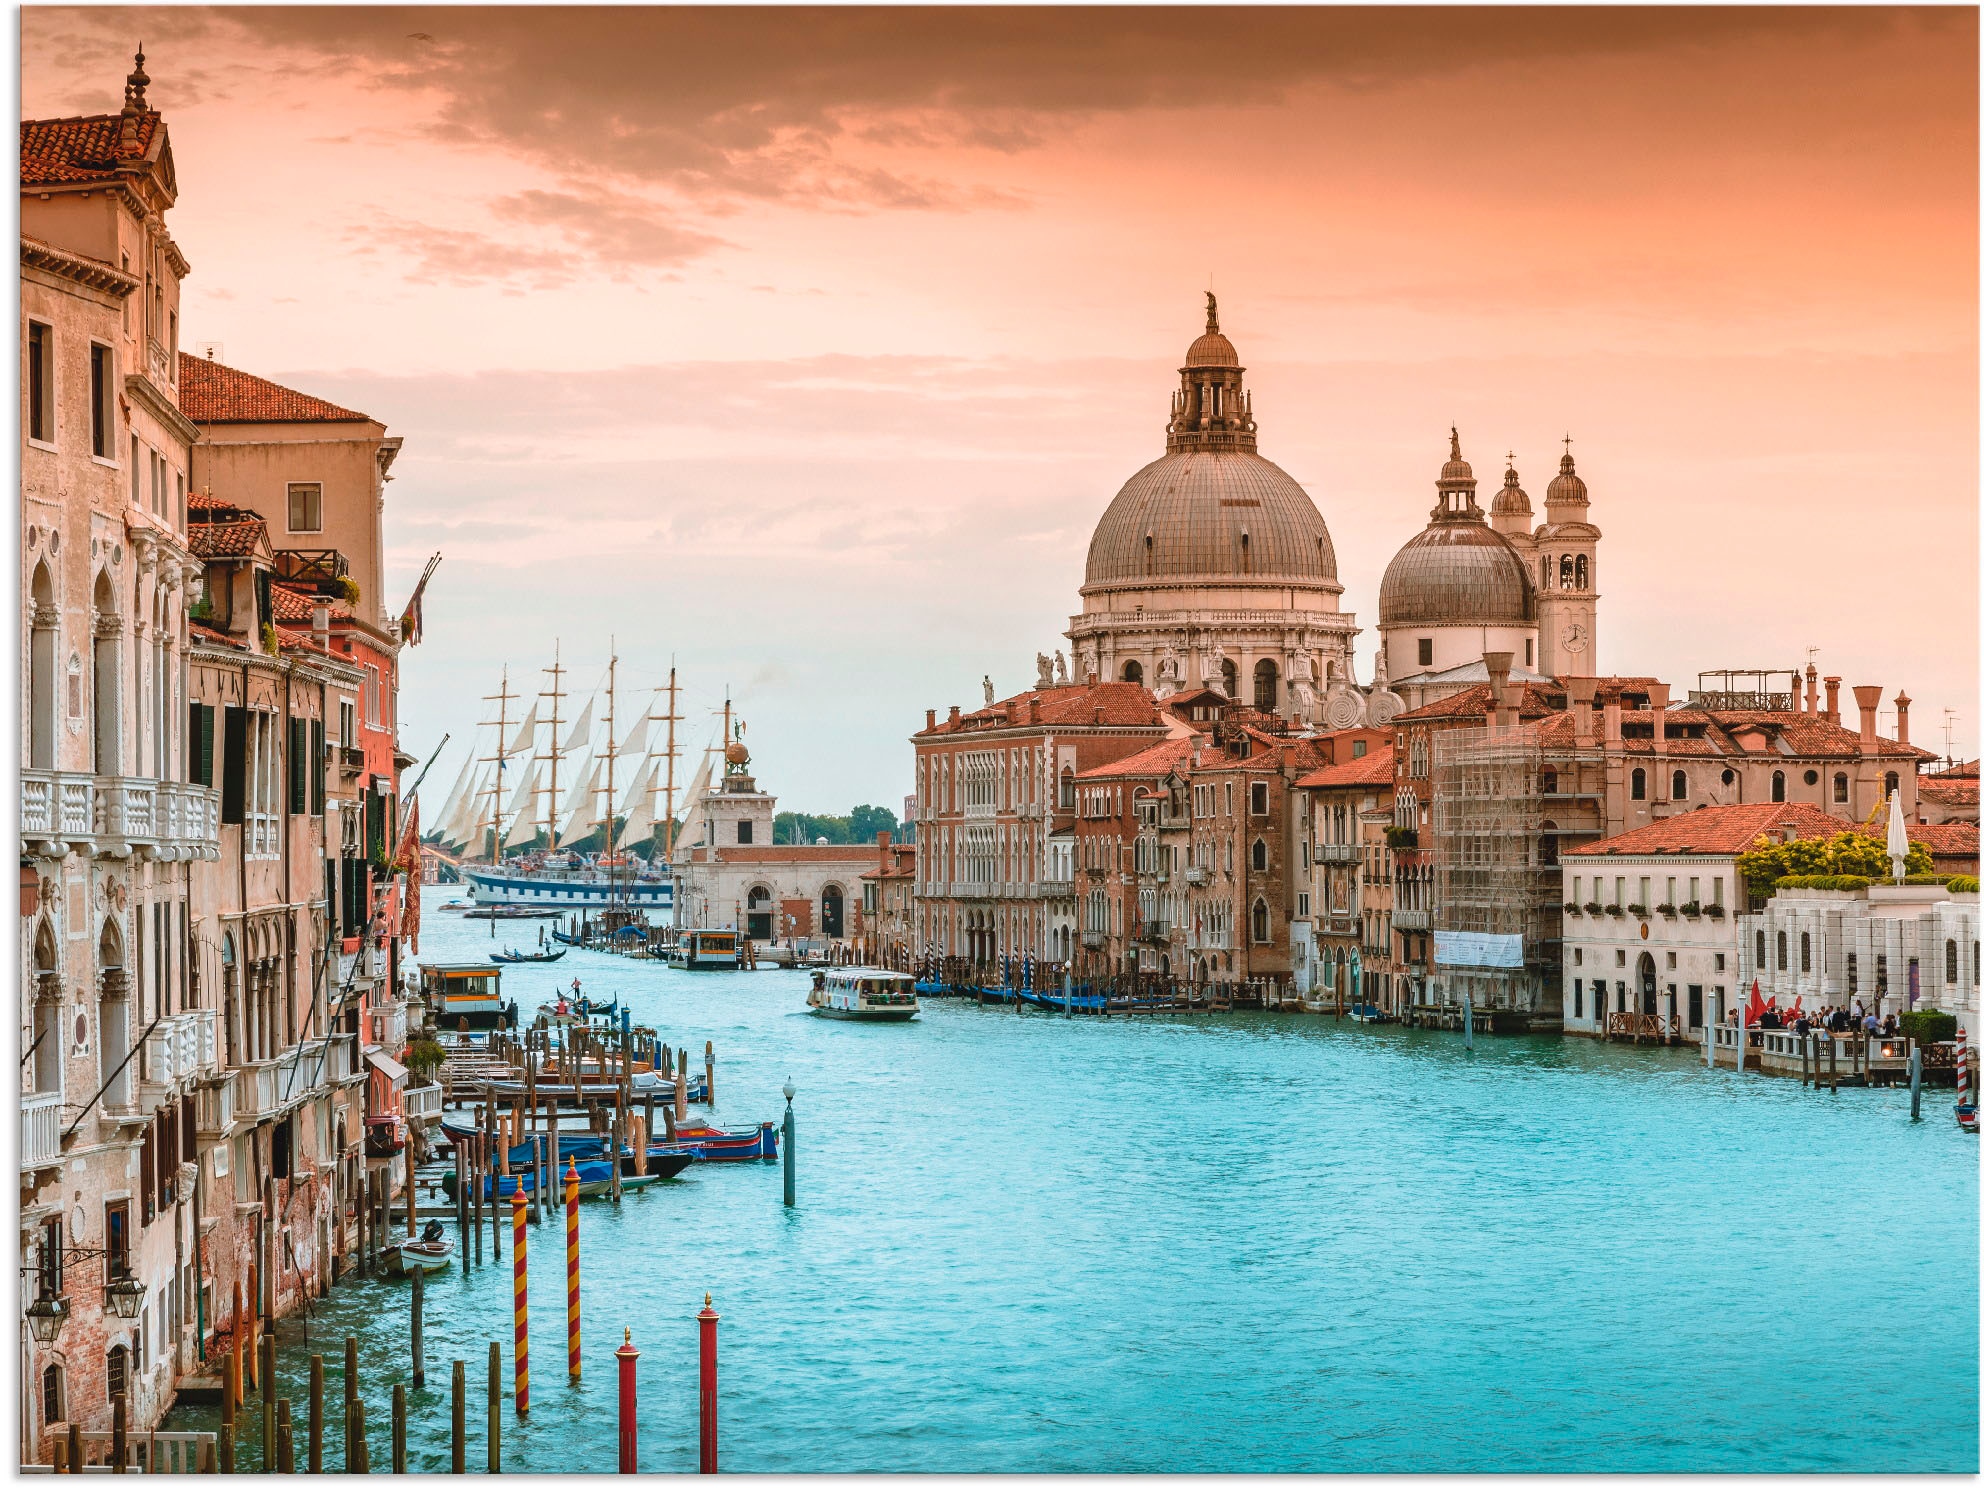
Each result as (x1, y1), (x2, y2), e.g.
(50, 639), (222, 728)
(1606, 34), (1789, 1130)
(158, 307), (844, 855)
(1565, 675), (1599, 746)
(1895, 691), (1911, 746)
(1804, 663), (1819, 717)
(1093, 705), (1103, 725)
(1602, 698), (1623, 745)
(1823, 676), (1841, 725)
(948, 704), (961, 726)
(1085, 669), (1099, 687)
(1853, 685), (1881, 754)
(926, 708), (937, 732)
(1483, 651), (1515, 726)
(1646, 682), (1670, 756)
(877, 830), (891, 852)
(311, 600), (330, 649)
(1028, 697), (1042, 725)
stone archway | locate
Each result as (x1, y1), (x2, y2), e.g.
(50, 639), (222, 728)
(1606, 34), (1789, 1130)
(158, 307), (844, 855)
(1638, 951), (1657, 1018)
(821, 884), (845, 939)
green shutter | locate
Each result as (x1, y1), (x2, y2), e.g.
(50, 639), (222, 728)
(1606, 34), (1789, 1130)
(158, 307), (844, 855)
(288, 717), (308, 814)
(310, 718), (325, 815)
(220, 707), (247, 823)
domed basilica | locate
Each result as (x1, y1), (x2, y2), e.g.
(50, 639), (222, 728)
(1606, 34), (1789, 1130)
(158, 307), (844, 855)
(1064, 298), (1600, 725)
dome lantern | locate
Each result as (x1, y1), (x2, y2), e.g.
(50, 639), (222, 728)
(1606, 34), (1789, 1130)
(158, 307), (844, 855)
(1379, 430), (1537, 631)
(1546, 434), (1589, 512)
(1166, 292), (1255, 455)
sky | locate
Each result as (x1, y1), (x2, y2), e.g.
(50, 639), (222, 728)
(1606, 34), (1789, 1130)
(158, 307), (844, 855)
(21, 6), (1981, 809)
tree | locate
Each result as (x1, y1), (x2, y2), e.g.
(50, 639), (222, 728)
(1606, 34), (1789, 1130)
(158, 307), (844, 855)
(1736, 829), (1933, 899)
(848, 804), (900, 843)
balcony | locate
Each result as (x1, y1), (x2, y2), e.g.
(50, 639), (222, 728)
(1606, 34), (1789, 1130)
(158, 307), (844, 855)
(1136, 921), (1169, 943)
(21, 1091), (62, 1172)
(140, 1009), (217, 1097)
(365, 1002), (408, 1052)
(1316, 843), (1359, 864)
(195, 1073), (236, 1138)
(20, 772), (220, 862)
(234, 1061), (277, 1119)
(1393, 908), (1432, 931)
(326, 1032), (359, 1083)
(1081, 931), (1107, 949)
(1185, 867), (1208, 885)
(403, 1083), (443, 1124)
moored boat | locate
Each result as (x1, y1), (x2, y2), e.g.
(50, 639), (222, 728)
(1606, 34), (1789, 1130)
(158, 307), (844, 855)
(807, 967), (920, 1021)
(669, 1116), (779, 1162)
(491, 947), (568, 965)
(668, 929), (740, 970)
(381, 1221), (454, 1277)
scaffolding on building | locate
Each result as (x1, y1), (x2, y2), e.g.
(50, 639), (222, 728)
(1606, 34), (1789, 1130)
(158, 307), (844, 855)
(1430, 724), (1602, 1020)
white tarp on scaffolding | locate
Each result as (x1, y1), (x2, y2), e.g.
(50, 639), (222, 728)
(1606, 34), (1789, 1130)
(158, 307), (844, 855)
(1435, 930), (1524, 968)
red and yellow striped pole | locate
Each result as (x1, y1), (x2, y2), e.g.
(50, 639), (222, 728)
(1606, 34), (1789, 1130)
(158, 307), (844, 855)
(512, 1188), (529, 1416)
(565, 1158), (581, 1381)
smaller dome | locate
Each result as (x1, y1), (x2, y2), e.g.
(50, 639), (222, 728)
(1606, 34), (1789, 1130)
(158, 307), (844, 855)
(1185, 331), (1239, 368)
(724, 740), (750, 766)
(1547, 448), (1588, 506)
(1380, 519), (1537, 629)
(1492, 463), (1530, 516)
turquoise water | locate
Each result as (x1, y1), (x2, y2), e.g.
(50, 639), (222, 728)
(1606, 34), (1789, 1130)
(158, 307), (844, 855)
(170, 910), (1979, 1472)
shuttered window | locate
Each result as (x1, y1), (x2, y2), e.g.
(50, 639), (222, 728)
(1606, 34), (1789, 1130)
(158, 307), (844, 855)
(288, 717), (309, 813)
(220, 706), (248, 823)
(310, 718), (326, 814)
(188, 703), (215, 787)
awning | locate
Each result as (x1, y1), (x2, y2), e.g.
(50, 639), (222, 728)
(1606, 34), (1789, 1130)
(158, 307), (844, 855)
(365, 1049), (409, 1087)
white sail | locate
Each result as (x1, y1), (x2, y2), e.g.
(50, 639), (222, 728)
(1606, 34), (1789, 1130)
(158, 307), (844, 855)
(620, 776), (656, 842)
(671, 744), (717, 860)
(562, 695), (595, 753)
(617, 707), (651, 760)
(439, 766), (486, 846)
(558, 760), (600, 843)
(506, 702), (539, 756)
(555, 752), (594, 819)
(617, 754), (656, 814)
(429, 749), (478, 833)
(503, 761), (540, 822)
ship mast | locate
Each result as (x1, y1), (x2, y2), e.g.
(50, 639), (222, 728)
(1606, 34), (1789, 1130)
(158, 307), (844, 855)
(478, 667), (519, 863)
(540, 640), (567, 850)
(658, 663), (681, 860)
(601, 646), (619, 863)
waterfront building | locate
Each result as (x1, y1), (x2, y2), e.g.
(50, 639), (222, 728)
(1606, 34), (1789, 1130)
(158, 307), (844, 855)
(1066, 298), (1360, 727)
(1559, 803), (1846, 1042)
(910, 680), (1174, 972)
(18, 59), (421, 1458)
(1739, 881), (1979, 1028)
(1294, 739), (1395, 1006)
(1917, 760), (1977, 825)
(1069, 736), (1194, 982)
(671, 737), (877, 944)
(857, 832), (916, 969)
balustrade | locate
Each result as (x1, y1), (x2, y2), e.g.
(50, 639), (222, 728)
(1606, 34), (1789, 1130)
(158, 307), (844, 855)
(20, 1091), (62, 1171)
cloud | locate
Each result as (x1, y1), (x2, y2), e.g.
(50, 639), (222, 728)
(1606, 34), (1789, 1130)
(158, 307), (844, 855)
(346, 217), (579, 290)
(490, 186), (728, 268)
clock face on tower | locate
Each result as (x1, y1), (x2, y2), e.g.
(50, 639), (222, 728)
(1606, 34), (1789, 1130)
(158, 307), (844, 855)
(1562, 623), (1588, 654)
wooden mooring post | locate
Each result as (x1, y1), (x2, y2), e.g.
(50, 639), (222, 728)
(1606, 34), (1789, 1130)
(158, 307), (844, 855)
(412, 1265), (427, 1387)
(308, 1355), (324, 1472)
(450, 1361), (466, 1474)
(391, 1385), (407, 1474)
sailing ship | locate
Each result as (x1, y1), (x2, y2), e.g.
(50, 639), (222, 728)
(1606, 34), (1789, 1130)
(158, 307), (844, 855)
(436, 648), (684, 918)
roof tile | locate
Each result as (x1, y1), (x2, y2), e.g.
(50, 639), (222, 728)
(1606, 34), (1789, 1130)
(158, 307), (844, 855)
(20, 113), (161, 187)
(178, 353), (370, 423)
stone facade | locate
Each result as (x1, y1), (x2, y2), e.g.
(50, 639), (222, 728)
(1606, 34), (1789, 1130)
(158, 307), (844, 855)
(1739, 884), (1980, 1027)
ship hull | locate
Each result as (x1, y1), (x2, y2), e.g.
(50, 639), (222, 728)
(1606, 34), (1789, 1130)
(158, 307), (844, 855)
(460, 864), (673, 918)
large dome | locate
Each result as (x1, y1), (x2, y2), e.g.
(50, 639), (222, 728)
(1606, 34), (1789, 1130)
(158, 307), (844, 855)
(1083, 450), (1339, 591)
(1379, 517), (1536, 627)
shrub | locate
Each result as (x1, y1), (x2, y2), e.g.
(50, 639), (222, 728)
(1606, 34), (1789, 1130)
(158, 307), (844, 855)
(1774, 874), (1872, 892)
(1655, 902), (1677, 916)
(404, 1038), (446, 1080)
(335, 575), (361, 606)
(1738, 829), (1932, 899)
(1384, 825), (1417, 849)
(260, 621), (281, 655)
(1899, 1009), (1958, 1046)
(1583, 901), (1603, 915)
(1678, 900), (1701, 916)
(1948, 875), (1980, 894)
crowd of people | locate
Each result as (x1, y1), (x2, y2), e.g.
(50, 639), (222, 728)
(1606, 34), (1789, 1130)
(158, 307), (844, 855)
(1740, 1002), (1897, 1037)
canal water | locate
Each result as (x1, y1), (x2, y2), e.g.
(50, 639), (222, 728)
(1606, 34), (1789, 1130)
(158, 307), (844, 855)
(168, 909), (1979, 1472)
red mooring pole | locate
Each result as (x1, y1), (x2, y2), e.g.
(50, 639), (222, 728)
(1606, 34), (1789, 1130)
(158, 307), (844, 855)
(615, 1328), (640, 1473)
(697, 1294), (719, 1474)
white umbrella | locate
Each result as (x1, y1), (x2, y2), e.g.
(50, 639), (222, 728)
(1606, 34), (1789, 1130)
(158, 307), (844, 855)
(1885, 789), (1909, 882)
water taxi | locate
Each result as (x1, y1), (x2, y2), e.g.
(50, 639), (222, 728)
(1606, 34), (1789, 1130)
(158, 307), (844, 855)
(807, 967), (920, 1021)
(669, 929), (739, 970)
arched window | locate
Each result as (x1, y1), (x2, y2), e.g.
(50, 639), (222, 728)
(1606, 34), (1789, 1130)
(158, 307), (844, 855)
(1539, 820), (1559, 867)
(106, 1343), (128, 1402)
(1947, 938), (1959, 985)
(1776, 931), (1788, 970)
(29, 561), (56, 770)
(1559, 554), (1575, 588)
(1058, 767), (1074, 811)
(1771, 771), (1786, 803)
(1755, 930), (1766, 968)
(1238, 530), (1251, 574)
(821, 885), (844, 938)
(1253, 659), (1278, 710)
(1143, 533), (1155, 576)
(1671, 769), (1688, 801)
(1220, 658), (1238, 698)
(1121, 660), (1143, 685)
(1884, 770), (1899, 798)
(1251, 898), (1271, 944)
(1801, 932), (1812, 973)
(1574, 554), (1589, 589)
(1540, 768), (1558, 795)
(1630, 768), (1646, 801)
(1539, 556), (1551, 590)
(91, 570), (119, 777)
(42, 1363), (63, 1428)
(1251, 838), (1268, 872)
(1832, 773), (1849, 804)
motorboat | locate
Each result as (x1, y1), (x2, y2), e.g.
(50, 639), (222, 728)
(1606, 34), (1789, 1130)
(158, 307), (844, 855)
(380, 1221), (454, 1277)
(491, 947), (568, 965)
(807, 967), (920, 1021)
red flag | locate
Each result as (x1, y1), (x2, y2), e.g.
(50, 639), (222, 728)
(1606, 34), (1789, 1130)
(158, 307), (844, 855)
(1745, 980), (1768, 1024)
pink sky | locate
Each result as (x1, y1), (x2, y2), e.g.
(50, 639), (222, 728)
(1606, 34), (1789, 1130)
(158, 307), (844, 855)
(23, 8), (1979, 807)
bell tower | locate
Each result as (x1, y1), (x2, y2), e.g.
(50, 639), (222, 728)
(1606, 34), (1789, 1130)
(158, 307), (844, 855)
(1536, 437), (1601, 677)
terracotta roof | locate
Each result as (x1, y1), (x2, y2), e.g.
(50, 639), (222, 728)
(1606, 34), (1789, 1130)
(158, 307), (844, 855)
(917, 682), (1165, 737)
(1078, 737), (1194, 781)
(178, 353), (370, 423)
(269, 583), (354, 624)
(1567, 803), (1879, 858)
(1297, 745), (1396, 790)
(186, 491), (242, 514)
(21, 112), (161, 187)
(1921, 778), (1980, 805)
(1909, 821), (1979, 862)
(187, 518), (269, 560)
(1393, 682), (1559, 723)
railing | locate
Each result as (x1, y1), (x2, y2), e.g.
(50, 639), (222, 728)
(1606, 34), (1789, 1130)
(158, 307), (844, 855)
(21, 772), (219, 860)
(366, 1002), (407, 1051)
(1081, 931), (1107, 949)
(233, 1059), (276, 1118)
(142, 1013), (204, 1090)
(94, 777), (158, 844)
(36, 1428), (215, 1473)
(1393, 908), (1432, 931)
(1135, 921), (1169, 943)
(1316, 843), (1359, 864)
(1184, 867), (1208, 885)
(21, 1091), (62, 1170)
(326, 1033), (358, 1083)
(403, 1083), (443, 1122)
(1606, 1011), (1666, 1041)
(196, 1072), (236, 1136)
(20, 770), (95, 850)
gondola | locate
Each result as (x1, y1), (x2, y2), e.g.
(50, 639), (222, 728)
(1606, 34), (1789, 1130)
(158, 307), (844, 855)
(551, 927), (585, 946)
(669, 1116), (780, 1162)
(380, 1221), (454, 1277)
(490, 948), (569, 965)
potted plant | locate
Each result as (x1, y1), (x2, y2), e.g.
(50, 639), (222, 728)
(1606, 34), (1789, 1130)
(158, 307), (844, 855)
(1679, 900), (1702, 918)
(1605, 903), (1625, 916)
(404, 1037), (445, 1086)
(1584, 900), (1604, 915)
(1627, 903), (1648, 918)
(1704, 903), (1725, 917)
(1656, 902), (1677, 918)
